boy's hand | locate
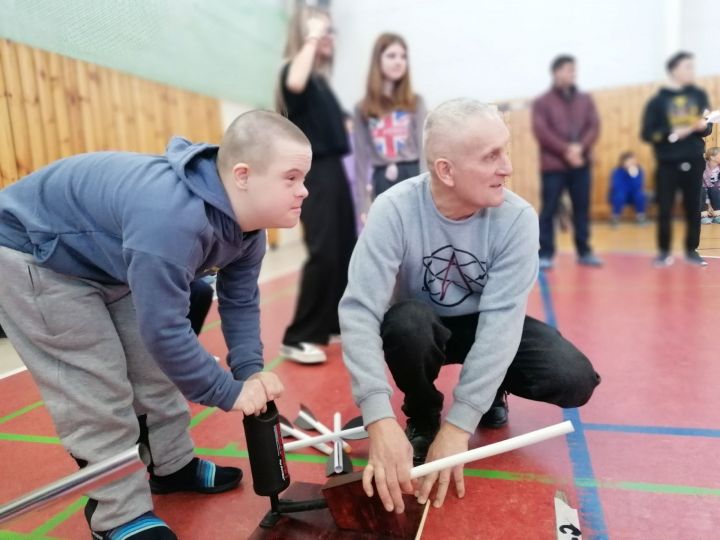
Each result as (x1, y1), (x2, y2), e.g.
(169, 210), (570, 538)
(232, 379), (269, 417)
(694, 117), (709, 132)
(247, 372), (284, 401)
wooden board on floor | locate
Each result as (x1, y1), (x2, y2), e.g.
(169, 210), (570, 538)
(248, 482), (408, 540)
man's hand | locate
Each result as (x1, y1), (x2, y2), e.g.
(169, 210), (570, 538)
(363, 418), (414, 513)
(247, 371), (284, 402)
(565, 143), (584, 168)
(416, 422), (470, 508)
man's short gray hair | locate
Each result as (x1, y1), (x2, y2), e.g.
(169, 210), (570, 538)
(423, 98), (501, 154)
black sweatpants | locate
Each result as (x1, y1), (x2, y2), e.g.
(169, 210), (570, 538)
(380, 300), (600, 423)
(656, 158), (704, 254)
(284, 155), (357, 345)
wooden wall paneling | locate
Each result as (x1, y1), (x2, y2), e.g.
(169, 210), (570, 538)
(60, 55), (84, 156)
(16, 43), (48, 171)
(31, 48), (60, 165)
(74, 60), (98, 152)
(108, 69), (130, 151)
(1, 40), (33, 179)
(97, 66), (119, 151)
(0, 52), (18, 186)
(130, 77), (153, 152)
(46, 51), (73, 158)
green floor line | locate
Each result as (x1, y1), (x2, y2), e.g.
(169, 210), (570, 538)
(0, 402), (44, 426)
(5, 432), (719, 499)
(189, 407), (217, 429)
(0, 433), (60, 444)
(263, 354), (285, 372)
(0, 531), (61, 540)
(31, 497), (87, 537)
(194, 443), (720, 498)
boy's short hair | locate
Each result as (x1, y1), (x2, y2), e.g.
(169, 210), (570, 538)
(217, 110), (309, 177)
(666, 51), (693, 73)
(618, 151), (635, 166)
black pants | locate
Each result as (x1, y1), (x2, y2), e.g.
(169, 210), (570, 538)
(284, 155), (357, 345)
(656, 159), (704, 253)
(188, 279), (214, 336)
(380, 300), (600, 422)
(704, 186), (720, 211)
(372, 160), (420, 198)
(539, 166), (592, 258)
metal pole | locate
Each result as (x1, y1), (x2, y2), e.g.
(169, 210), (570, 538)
(0, 444), (150, 525)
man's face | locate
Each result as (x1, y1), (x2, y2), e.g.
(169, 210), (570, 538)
(553, 62), (576, 88)
(447, 116), (513, 210)
(671, 58), (695, 86)
(245, 140), (312, 229)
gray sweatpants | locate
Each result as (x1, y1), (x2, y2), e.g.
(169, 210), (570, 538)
(0, 247), (194, 531)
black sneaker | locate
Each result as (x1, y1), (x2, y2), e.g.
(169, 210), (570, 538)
(149, 458), (242, 495)
(479, 392), (509, 429)
(405, 418), (440, 466)
(686, 251), (708, 267)
(91, 511), (176, 540)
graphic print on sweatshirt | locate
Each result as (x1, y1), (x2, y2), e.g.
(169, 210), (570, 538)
(370, 111), (410, 159)
(422, 245), (488, 307)
(667, 95), (701, 129)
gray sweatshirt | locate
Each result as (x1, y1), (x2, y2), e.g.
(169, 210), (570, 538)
(352, 96), (427, 215)
(338, 174), (539, 434)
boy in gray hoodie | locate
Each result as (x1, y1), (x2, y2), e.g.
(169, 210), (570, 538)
(339, 99), (600, 513)
(0, 111), (309, 539)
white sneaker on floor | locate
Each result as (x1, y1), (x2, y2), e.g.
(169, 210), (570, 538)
(280, 343), (327, 364)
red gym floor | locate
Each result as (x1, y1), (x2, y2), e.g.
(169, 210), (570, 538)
(1, 253), (720, 539)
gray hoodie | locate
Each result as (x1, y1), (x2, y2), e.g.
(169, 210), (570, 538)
(338, 174), (539, 433)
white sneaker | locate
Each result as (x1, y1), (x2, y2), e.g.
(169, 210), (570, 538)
(280, 343), (327, 364)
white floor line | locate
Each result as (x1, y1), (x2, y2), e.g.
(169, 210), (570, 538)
(0, 365), (27, 380)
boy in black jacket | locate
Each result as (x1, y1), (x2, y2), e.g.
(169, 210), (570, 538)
(642, 51), (713, 267)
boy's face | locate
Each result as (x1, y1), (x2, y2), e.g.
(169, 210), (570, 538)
(671, 58), (695, 86)
(246, 139), (312, 229)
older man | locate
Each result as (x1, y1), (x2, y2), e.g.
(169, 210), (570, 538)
(339, 99), (600, 512)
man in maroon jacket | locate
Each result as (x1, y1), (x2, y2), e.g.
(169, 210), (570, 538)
(532, 55), (602, 270)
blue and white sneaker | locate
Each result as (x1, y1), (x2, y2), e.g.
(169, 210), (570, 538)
(92, 511), (176, 540)
(149, 458), (242, 495)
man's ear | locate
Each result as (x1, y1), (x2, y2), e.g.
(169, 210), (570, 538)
(232, 163), (251, 191)
(434, 158), (454, 187)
